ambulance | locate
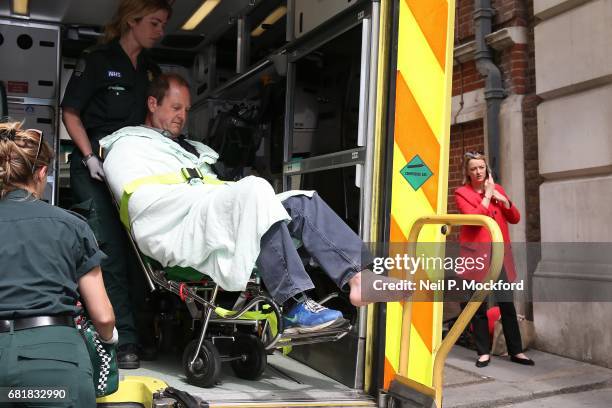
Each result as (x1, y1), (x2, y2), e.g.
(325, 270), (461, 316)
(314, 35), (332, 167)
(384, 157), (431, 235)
(0, 1), (502, 406)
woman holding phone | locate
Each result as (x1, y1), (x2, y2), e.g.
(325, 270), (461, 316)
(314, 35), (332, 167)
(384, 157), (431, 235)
(455, 151), (534, 368)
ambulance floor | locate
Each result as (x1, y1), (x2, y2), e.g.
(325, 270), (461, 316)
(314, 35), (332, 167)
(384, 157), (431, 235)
(124, 352), (375, 406)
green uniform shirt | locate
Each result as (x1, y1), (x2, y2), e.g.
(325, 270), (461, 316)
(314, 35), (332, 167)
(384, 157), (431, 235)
(0, 189), (106, 319)
(61, 39), (160, 139)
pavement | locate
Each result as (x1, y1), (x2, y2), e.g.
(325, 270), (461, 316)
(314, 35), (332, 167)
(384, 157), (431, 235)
(443, 346), (612, 407)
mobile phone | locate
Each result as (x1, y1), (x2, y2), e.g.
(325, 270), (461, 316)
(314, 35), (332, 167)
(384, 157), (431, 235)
(485, 165), (492, 179)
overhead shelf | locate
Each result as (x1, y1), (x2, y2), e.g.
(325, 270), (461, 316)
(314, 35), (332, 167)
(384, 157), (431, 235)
(194, 55), (282, 106)
(283, 147), (366, 176)
(209, 59), (271, 98)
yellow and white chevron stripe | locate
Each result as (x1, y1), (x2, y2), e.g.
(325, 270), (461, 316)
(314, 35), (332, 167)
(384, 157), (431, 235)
(384, 0), (455, 390)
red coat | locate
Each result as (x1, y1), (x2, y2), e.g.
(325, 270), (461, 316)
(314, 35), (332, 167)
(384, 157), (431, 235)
(454, 183), (520, 282)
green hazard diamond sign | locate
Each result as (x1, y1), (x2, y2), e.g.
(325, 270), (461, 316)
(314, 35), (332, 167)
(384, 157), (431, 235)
(400, 155), (433, 191)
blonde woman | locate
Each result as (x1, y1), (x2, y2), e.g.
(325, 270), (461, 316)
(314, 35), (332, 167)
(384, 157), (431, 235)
(0, 122), (115, 407)
(61, 0), (171, 369)
(455, 151), (534, 368)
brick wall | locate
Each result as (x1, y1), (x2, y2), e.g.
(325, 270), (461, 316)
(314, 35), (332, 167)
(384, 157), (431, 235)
(450, 0), (540, 242)
(456, 0), (528, 42)
(499, 43), (529, 94)
(448, 120), (486, 214)
(447, 120), (485, 241)
(456, 0), (475, 41)
(452, 60), (485, 96)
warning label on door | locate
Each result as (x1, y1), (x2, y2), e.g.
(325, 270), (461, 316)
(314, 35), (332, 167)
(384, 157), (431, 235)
(400, 155), (433, 191)
(7, 81), (29, 94)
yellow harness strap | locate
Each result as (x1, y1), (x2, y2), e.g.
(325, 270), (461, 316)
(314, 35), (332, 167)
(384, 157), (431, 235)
(119, 168), (226, 229)
(214, 305), (290, 353)
(214, 306), (275, 329)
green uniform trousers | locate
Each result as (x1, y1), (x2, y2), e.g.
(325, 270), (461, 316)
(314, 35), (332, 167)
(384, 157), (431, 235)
(70, 147), (141, 346)
(0, 326), (95, 407)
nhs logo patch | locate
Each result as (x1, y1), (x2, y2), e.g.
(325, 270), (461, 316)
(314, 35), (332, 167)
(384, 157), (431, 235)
(107, 70), (122, 78)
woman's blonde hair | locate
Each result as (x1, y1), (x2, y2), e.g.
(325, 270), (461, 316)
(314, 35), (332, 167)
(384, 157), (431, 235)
(462, 151), (488, 185)
(0, 121), (53, 198)
(101, 0), (172, 44)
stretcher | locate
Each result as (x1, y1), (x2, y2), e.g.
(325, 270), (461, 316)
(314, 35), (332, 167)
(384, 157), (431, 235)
(105, 170), (353, 388)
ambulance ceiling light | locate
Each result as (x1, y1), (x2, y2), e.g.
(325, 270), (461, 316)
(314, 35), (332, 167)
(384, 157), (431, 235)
(251, 5), (287, 37)
(182, 0), (221, 31)
(11, 0), (29, 16)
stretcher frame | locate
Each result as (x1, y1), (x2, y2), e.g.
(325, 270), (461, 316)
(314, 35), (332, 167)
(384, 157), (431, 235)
(104, 176), (352, 387)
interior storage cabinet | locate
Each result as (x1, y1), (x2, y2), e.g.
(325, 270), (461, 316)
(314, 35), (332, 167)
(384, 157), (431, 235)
(0, 19), (60, 204)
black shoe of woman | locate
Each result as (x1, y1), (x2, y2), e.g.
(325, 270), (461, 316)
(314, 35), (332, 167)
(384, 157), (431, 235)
(510, 355), (535, 366)
(475, 357), (490, 368)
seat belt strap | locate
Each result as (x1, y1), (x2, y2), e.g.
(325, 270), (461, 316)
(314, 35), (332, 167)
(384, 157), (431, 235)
(119, 168), (227, 229)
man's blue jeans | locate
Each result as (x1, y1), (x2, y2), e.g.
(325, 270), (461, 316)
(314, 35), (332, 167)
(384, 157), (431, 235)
(256, 193), (373, 304)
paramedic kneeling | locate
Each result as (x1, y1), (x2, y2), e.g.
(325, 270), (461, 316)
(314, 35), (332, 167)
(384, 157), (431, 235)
(104, 73), (407, 333)
(0, 123), (116, 407)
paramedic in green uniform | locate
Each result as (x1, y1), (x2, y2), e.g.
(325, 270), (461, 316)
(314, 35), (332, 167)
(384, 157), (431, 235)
(61, 0), (171, 368)
(0, 122), (116, 407)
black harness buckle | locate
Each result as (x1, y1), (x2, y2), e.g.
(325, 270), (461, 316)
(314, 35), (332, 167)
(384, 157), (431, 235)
(181, 168), (203, 181)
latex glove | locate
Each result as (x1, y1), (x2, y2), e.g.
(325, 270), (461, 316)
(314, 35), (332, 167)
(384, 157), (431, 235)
(85, 155), (106, 181)
(100, 327), (119, 345)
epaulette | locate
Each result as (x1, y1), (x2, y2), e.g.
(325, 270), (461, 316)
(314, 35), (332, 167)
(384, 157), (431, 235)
(64, 208), (88, 222)
(74, 43), (110, 76)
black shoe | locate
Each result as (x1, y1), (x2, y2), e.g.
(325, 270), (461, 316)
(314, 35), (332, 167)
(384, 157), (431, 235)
(475, 357), (490, 368)
(510, 355), (535, 366)
(117, 343), (140, 369)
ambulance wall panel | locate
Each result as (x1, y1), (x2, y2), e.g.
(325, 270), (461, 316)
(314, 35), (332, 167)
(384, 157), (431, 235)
(59, 58), (77, 141)
(293, 0), (360, 38)
(0, 20), (60, 100)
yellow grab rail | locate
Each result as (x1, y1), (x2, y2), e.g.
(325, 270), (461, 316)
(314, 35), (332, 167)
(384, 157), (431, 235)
(394, 214), (504, 407)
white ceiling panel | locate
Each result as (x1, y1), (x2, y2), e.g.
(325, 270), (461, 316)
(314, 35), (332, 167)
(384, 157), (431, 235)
(0, 0), (278, 52)
(0, 0), (118, 25)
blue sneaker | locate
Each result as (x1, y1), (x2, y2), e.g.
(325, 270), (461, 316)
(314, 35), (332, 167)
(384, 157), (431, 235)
(283, 299), (344, 333)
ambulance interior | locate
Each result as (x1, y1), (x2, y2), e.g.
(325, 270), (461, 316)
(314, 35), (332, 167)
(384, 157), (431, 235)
(0, 0), (380, 404)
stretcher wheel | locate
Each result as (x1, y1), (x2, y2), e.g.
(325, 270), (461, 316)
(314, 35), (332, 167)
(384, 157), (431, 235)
(230, 334), (267, 380)
(183, 339), (221, 387)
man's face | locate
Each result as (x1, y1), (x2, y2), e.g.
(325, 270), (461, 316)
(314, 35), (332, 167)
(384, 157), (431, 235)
(149, 82), (191, 138)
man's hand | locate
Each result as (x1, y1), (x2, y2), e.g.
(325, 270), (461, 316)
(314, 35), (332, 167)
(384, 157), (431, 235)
(85, 155), (105, 181)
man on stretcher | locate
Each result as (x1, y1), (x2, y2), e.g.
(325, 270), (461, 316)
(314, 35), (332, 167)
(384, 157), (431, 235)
(101, 73), (404, 333)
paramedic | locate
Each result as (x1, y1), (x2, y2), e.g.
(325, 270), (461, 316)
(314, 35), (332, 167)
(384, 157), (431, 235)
(0, 122), (116, 407)
(61, 0), (171, 368)
(105, 74), (408, 333)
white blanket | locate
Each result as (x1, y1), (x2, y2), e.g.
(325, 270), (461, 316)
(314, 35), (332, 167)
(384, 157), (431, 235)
(100, 126), (312, 291)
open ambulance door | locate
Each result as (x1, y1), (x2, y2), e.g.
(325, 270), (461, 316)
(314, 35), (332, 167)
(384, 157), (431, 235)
(364, 1), (504, 407)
